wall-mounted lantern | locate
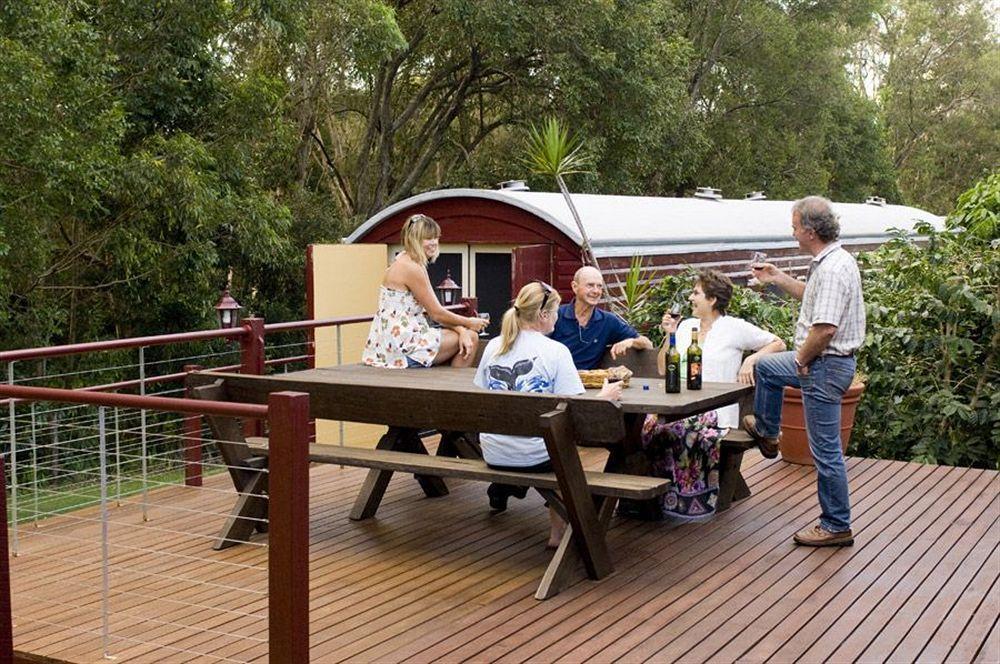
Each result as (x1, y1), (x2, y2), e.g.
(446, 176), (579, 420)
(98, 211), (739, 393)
(435, 270), (462, 306)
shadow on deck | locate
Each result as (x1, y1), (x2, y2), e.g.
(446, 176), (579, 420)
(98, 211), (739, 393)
(9, 447), (1000, 663)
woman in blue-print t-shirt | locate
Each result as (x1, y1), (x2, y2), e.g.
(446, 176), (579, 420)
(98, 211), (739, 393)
(474, 281), (622, 548)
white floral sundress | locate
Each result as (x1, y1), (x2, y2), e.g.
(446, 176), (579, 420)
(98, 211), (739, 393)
(362, 286), (441, 368)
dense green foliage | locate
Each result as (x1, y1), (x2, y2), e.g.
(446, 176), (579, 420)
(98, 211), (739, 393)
(854, 180), (999, 468)
(1, 0), (997, 363)
(633, 174), (999, 469)
(635, 269), (797, 348)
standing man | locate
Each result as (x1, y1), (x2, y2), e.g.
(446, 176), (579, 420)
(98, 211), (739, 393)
(551, 265), (653, 369)
(746, 196), (866, 547)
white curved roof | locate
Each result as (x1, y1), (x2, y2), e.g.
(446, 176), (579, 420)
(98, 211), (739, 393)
(346, 188), (944, 257)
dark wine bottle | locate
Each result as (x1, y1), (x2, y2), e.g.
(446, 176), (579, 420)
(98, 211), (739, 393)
(687, 328), (703, 390)
(666, 332), (681, 393)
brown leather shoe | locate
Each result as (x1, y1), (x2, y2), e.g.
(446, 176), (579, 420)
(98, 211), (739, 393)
(742, 414), (779, 459)
(793, 524), (854, 547)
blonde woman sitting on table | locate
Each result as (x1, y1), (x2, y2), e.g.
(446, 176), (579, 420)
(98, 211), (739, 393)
(363, 214), (486, 368)
(648, 269), (785, 519)
(474, 281), (622, 548)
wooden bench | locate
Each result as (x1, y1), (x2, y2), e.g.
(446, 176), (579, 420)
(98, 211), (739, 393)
(187, 371), (670, 600)
(597, 347), (754, 513)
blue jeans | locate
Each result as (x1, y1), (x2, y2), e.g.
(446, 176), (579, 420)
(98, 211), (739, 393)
(754, 351), (856, 532)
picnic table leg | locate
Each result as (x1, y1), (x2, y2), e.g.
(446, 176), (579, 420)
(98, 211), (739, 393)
(213, 467), (268, 550)
(536, 495), (618, 600)
(349, 427), (449, 520)
(400, 429), (450, 497)
(539, 405), (613, 584)
(606, 413), (662, 520)
(349, 428), (401, 520)
(717, 445), (751, 512)
(436, 431), (482, 460)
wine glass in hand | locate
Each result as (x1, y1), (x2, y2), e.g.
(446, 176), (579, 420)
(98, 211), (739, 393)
(476, 312), (491, 337)
(748, 251), (768, 287)
(660, 303), (682, 335)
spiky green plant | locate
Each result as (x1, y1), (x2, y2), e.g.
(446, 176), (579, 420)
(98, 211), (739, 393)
(610, 254), (656, 322)
(523, 117), (596, 266)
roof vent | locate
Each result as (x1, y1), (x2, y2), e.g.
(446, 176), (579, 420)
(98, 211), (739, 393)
(745, 191), (767, 201)
(865, 195), (887, 206)
(694, 186), (723, 201)
(498, 180), (530, 192)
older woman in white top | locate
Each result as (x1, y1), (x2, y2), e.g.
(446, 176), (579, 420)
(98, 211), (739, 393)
(646, 269), (785, 519)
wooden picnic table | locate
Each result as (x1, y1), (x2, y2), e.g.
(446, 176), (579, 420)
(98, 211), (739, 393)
(214, 363), (751, 498)
(190, 362), (753, 598)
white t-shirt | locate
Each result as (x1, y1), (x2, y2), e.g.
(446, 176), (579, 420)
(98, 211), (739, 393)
(473, 330), (585, 467)
(674, 316), (779, 429)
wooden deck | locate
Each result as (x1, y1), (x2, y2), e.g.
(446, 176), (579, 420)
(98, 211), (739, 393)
(9, 446), (1000, 663)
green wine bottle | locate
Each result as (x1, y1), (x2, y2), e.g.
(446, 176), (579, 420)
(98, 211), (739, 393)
(665, 332), (681, 393)
(687, 328), (703, 390)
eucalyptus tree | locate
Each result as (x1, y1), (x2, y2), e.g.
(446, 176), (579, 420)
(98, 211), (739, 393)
(864, 0), (999, 213)
(285, 0), (699, 220)
(0, 0), (301, 349)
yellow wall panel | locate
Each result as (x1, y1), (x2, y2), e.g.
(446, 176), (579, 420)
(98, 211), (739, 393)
(310, 243), (388, 447)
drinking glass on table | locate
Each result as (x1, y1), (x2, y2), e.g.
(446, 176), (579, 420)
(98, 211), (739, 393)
(748, 251), (768, 287)
(476, 312), (491, 337)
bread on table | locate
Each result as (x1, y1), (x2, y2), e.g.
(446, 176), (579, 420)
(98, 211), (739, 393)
(577, 365), (633, 389)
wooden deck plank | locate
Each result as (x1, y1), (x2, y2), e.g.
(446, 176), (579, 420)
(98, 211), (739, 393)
(946, 575), (1000, 664)
(623, 459), (929, 664)
(724, 465), (987, 664)
(915, 551), (1000, 663)
(9, 451), (999, 664)
(569, 458), (932, 664)
(715, 464), (968, 661)
(970, 610), (1000, 664)
(473, 460), (859, 663)
(392, 452), (806, 664)
(846, 504), (1000, 661)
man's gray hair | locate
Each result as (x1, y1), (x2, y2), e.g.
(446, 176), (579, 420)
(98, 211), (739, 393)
(792, 196), (840, 242)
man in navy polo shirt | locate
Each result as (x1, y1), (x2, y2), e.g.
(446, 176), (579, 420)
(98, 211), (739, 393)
(551, 266), (653, 369)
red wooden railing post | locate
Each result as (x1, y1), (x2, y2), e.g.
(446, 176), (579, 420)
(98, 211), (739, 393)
(459, 297), (478, 316)
(0, 455), (15, 662)
(240, 317), (266, 438)
(267, 391), (310, 663)
(182, 365), (204, 487)
(239, 317), (266, 376)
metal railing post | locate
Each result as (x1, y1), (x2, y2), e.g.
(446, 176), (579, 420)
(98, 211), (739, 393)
(268, 391), (310, 663)
(0, 454), (14, 661)
(182, 365), (203, 487)
(98, 407), (111, 658)
(7, 362), (18, 555)
(337, 325), (344, 447)
(30, 403), (37, 528)
(114, 408), (122, 506)
(139, 346), (148, 521)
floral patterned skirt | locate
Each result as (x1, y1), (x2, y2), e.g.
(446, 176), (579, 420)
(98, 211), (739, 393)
(641, 410), (725, 520)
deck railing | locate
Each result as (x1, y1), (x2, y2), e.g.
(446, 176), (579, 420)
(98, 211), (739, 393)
(0, 301), (476, 662)
(0, 384), (307, 662)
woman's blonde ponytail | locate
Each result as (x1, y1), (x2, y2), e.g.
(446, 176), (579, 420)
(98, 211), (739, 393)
(497, 307), (522, 356)
(496, 281), (561, 356)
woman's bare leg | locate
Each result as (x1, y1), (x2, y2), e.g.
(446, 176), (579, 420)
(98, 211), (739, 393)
(548, 507), (566, 548)
(450, 332), (478, 367)
(432, 328), (479, 367)
(433, 329), (461, 365)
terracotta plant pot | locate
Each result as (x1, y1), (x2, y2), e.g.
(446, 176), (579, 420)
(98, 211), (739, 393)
(778, 383), (866, 465)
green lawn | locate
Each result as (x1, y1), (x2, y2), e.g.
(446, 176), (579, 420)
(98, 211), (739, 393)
(5, 464), (226, 524)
